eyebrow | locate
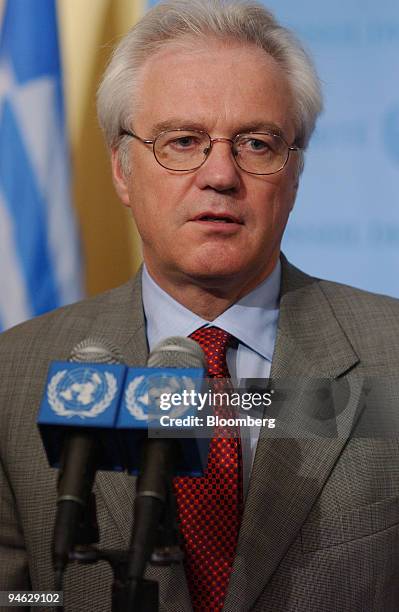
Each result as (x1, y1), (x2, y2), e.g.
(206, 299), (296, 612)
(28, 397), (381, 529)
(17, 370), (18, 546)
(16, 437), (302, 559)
(148, 119), (286, 139)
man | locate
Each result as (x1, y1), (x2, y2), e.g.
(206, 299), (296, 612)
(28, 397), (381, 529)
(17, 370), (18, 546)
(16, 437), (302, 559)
(1, 1), (398, 610)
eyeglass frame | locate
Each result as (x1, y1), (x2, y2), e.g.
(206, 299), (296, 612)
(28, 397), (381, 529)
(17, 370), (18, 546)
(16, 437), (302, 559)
(119, 127), (301, 175)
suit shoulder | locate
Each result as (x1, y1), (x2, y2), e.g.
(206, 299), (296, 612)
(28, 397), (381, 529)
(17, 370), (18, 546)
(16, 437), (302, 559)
(317, 279), (399, 357)
(318, 278), (399, 317)
(0, 278), (139, 358)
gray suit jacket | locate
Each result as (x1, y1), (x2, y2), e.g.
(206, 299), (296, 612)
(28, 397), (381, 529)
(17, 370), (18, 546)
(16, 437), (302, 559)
(1, 257), (399, 611)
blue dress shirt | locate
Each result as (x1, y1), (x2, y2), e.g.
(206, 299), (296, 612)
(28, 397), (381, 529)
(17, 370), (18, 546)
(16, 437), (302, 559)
(141, 262), (281, 495)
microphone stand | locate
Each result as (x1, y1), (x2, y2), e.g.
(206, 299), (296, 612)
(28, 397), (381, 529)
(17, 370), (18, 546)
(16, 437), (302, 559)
(124, 438), (182, 610)
(70, 546), (160, 612)
(59, 442), (183, 612)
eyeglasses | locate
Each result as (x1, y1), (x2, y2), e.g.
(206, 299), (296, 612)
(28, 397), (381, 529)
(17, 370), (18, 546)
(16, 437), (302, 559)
(119, 128), (300, 175)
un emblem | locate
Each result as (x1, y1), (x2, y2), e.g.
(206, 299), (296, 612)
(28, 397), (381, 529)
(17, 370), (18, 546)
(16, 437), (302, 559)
(125, 374), (196, 421)
(47, 367), (117, 418)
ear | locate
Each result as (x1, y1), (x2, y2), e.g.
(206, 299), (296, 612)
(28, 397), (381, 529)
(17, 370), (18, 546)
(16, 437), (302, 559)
(111, 148), (131, 207)
(289, 178), (299, 212)
(287, 155), (301, 212)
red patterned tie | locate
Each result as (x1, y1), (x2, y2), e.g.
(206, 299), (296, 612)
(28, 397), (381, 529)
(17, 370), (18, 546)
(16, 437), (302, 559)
(173, 326), (243, 611)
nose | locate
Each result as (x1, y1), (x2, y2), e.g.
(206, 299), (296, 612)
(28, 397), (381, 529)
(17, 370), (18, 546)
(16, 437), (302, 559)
(195, 138), (241, 192)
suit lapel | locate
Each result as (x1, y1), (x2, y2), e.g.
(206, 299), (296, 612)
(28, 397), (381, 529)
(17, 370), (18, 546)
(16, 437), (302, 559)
(224, 257), (363, 611)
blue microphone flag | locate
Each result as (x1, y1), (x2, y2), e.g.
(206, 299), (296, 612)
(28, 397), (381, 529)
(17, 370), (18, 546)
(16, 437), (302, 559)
(118, 367), (209, 476)
(38, 360), (127, 470)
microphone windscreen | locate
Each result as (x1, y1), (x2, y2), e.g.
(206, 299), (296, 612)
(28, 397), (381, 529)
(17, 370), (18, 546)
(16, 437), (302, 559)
(69, 336), (123, 364)
(147, 336), (206, 369)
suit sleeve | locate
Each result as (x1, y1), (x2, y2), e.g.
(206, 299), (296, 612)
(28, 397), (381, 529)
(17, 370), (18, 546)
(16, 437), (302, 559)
(0, 452), (31, 590)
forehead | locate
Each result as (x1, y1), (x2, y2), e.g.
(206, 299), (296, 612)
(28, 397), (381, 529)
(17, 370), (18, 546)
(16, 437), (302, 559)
(133, 40), (295, 140)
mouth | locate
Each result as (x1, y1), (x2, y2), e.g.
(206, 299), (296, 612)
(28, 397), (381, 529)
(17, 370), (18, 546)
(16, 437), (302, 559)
(191, 212), (243, 224)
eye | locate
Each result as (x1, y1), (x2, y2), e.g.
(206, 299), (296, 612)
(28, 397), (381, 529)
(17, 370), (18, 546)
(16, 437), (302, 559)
(174, 136), (196, 147)
(239, 137), (272, 153)
(251, 138), (270, 150)
(165, 135), (202, 151)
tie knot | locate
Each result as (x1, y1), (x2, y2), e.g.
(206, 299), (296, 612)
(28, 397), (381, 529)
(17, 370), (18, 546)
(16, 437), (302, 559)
(189, 326), (234, 378)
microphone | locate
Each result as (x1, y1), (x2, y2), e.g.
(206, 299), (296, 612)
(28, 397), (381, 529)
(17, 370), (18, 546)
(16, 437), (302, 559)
(117, 336), (209, 476)
(37, 337), (127, 582)
(147, 336), (206, 368)
(125, 336), (207, 607)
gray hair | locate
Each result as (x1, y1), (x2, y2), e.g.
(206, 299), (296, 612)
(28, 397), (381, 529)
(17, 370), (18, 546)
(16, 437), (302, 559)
(97, 0), (323, 173)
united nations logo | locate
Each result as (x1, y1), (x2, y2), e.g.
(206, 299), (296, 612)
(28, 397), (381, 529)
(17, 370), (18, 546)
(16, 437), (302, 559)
(125, 374), (197, 421)
(47, 367), (117, 418)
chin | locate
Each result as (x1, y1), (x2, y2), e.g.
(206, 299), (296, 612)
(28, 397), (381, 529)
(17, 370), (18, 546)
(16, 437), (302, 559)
(191, 245), (250, 272)
(182, 257), (250, 285)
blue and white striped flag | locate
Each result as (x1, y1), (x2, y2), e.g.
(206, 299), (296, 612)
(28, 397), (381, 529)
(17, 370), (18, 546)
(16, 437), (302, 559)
(0, 0), (82, 331)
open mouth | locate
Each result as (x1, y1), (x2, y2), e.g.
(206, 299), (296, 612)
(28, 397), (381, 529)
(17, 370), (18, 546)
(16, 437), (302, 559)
(193, 213), (242, 224)
(200, 216), (235, 223)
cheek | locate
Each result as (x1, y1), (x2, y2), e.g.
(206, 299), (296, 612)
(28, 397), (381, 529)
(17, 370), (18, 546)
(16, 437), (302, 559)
(254, 183), (294, 237)
(270, 174), (296, 214)
(127, 178), (180, 246)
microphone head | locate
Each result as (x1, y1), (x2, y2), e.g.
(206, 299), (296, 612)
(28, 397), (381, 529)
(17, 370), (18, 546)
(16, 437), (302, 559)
(69, 336), (123, 364)
(147, 336), (206, 369)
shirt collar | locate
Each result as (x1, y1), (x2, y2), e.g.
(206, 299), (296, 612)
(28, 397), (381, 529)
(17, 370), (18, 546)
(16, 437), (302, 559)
(142, 260), (281, 362)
